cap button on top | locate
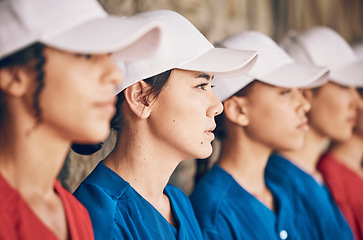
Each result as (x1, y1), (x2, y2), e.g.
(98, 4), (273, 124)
(279, 230), (288, 240)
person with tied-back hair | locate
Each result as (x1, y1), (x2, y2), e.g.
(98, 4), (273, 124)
(0, 0), (164, 239)
(190, 31), (329, 240)
(74, 10), (258, 240)
(266, 27), (361, 240)
(316, 33), (363, 240)
(317, 88), (363, 240)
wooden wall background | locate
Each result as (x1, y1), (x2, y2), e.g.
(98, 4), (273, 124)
(59, 0), (363, 193)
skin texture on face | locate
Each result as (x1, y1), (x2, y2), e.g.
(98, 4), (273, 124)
(146, 69), (223, 160)
(239, 81), (311, 151)
(306, 81), (360, 141)
(354, 89), (363, 137)
(25, 47), (122, 143)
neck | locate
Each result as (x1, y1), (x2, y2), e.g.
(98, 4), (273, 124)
(329, 133), (363, 171)
(0, 117), (70, 198)
(104, 126), (181, 206)
(218, 130), (272, 199)
(279, 128), (327, 180)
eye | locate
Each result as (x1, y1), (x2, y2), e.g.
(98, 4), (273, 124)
(280, 89), (292, 95)
(76, 53), (93, 60)
(339, 85), (350, 90)
(196, 83), (209, 91)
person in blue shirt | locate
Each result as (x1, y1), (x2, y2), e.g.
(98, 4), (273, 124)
(265, 27), (361, 240)
(74, 10), (258, 240)
(190, 31), (329, 240)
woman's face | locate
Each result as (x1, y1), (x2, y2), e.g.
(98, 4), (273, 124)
(241, 82), (310, 151)
(31, 47), (122, 143)
(307, 82), (360, 141)
(147, 69), (223, 159)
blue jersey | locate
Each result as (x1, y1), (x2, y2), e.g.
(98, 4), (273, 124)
(74, 161), (203, 240)
(190, 165), (299, 240)
(265, 153), (353, 240)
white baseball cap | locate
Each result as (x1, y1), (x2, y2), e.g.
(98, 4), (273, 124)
(280, 27), (363, 87)
(116, 10), (258, 93)
(212, 31), (329, 102)
(0, 0), (163, 61)
(353, 43), (363, 60)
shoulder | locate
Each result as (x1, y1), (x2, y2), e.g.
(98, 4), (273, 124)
(73, 162), (131, 240)
(190, 166), (235, 229)
(191, 165), (233, 206)
(74, 161), (130, 203)
(266, 154), (314, 188)
(318, 153), (345, 176)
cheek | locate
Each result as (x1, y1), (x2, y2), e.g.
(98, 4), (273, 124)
(247, 105), (304, 150)
(309, 97), (352, 140)
(39, 73), (111, 142)
(150, 96), (213, 159)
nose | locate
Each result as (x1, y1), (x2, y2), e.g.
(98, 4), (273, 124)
(297, 89), (311, 113)
(99, 54), (123, 86)
(207, 90), (224, 117)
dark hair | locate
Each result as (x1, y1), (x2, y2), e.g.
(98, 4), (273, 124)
(195, 80), (256, 183)
(0, 43), (46, 126)
(112, 69), (173, 131)
(71, 69), (173, 155)
(357, 87), (363, 97)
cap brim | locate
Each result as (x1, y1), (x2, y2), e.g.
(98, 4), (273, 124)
(213, 75), (254, 102)
(41, 16), (162, 61)
(213, 62), (329, 102)
(259, 63), (329, 88)
(331, 61), (363, 87)
(176, 48), (258, 78)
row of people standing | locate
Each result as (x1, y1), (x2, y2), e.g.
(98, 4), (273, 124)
(1, 0), (362, 240)
(191, 28), (362, 240)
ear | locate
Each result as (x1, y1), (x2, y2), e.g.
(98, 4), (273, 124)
(124, 80), (152, 119)
(0, 66), (31, 97)
(223, 95), (249, 126)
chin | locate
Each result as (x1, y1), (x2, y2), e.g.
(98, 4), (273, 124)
(331, 132), (352, 142)
(74, 130), (110, 144)
(195, 146), (213, 159)
(277, 140), (304, 152)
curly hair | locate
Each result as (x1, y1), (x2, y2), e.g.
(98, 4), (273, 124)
(0, 43), (46, 126)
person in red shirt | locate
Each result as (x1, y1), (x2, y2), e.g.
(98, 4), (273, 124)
(318, 88), (363, 240)
(0, 0), (162, 239)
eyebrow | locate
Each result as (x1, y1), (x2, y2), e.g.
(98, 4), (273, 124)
(196, 72), (214, 81)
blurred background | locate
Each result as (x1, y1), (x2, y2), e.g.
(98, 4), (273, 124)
(59, 0), (363, 194)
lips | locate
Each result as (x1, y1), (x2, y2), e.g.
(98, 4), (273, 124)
(297, 119), (309, 131)
(347, 115), (357, 125)
(207, 124), (216, 132)
(204, 124), (216, 141)
(94, 98), (117, 115)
